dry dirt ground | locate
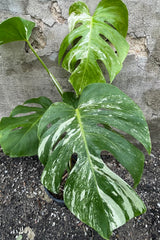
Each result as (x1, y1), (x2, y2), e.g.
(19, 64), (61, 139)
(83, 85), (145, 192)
(0, 144), (160, 240)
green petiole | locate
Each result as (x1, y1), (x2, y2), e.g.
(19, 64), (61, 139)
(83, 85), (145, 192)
(26, 40), (64, 97)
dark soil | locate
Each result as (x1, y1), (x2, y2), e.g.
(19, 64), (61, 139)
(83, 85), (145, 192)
(0, 145), (160, 240)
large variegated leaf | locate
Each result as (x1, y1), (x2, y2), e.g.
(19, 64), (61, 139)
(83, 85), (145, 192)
(0, 97), (52, 157)
(38, 83), (151, 239)
(0, 17), (35, 45)
(59, 0), (129, 95)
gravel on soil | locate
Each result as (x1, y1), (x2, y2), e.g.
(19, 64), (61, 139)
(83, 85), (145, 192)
(0, 145), (160, 240)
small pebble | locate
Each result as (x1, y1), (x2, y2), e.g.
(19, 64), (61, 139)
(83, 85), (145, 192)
(157, 203), (160, 208)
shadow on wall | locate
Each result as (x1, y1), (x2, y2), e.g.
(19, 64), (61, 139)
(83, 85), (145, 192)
(148, 118), (160, 144)
(143, 89), (160, 115)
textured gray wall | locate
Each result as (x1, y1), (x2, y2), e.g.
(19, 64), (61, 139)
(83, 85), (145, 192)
(0, 0), (160, 140)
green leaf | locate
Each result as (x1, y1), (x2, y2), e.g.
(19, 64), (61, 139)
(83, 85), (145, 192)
(0, 17), (35, 45)
(62, 92), (79, 108)
(59, 0), (129, 95)
(38, 83), (151, 239)
(0, 97), (52, 157)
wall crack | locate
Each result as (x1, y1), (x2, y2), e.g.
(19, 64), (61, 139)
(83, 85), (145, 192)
(127, 34), (148, 58)
(50, 1), (67, 24)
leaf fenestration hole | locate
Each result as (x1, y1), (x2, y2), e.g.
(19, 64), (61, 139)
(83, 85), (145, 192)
(101, 150), (115, 163)
(52, 132), (67, 151)
(72, 59), (81, 71)
(24, 103), (43, 108)
(101, 150), (133, 186)
(96, 60), (110, 83)
(99, 34), (118, 56)
(12, 111), (37, 117)
(72, 36), (82, 46)
(69, 152), (78, 170)
(74, 22), (83, 30)
(99, 33), (110, 43)
(104, 21), (116, 30)
(60, 36), (82, 67)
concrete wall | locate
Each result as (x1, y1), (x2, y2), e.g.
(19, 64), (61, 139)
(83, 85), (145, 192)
(0, 0), (160, 140)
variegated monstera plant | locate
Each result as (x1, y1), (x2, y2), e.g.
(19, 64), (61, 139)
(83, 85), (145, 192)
(0, 0), (151, 239)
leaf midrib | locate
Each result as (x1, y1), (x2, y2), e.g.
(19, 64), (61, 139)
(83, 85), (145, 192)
(75, 108), (113, 236)
(75, 108), (103, 197)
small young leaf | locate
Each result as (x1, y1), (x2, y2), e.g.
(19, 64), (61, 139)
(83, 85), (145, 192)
(59, 0), (129, 95)
(0, 97), (52, 157)
(0, 17), (35, 45)
(38, 83), (151, 239)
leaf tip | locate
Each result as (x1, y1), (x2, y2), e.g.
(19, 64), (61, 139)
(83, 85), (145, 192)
(69, 1), (90, 16)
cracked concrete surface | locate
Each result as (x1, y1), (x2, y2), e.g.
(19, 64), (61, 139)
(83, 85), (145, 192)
(127, 36), (148, 57)
(0, 0), (160, 138)
(50, 1), (67, 24)
(26, 0), (67, 27)
(26, 1), (56, 27)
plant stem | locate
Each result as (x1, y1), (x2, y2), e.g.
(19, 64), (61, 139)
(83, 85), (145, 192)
(26, 40), (64, 97)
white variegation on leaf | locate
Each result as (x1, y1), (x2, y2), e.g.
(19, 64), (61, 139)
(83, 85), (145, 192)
(38, 83), (151, 240)
(59, 0), (129, 95)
